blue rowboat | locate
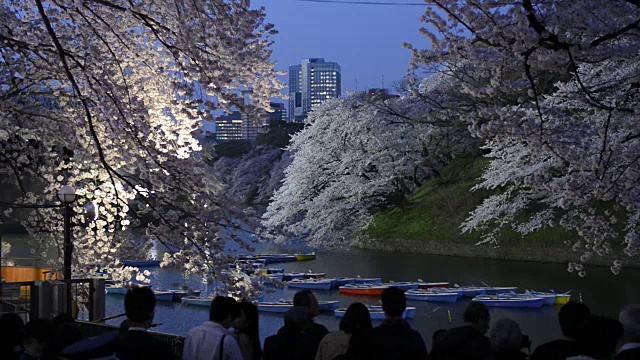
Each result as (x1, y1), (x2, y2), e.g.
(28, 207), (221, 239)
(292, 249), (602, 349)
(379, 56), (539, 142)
(417, 282), (450, 289)
(428, 288), (464, 299)
(181, 296), (213, 307)
(105, 285), (128, 295)
(385, 282), (420, 291)
(166, 290), (201, 302)
(123, 260), (161, 267)
(472, 295), (544, 308)
(482, 286), (518, 295)
(335, 306), (416, 320)
(334, 277), (383, 287)
(525, 291), (557, 305)
(456, 287), (487, 298)
(287, 279), (334, 290)
(153, 290), (174, 303)
(405, 289), (458, 303)
(272, 300), (340, 312)
(282, 272), (306, 281)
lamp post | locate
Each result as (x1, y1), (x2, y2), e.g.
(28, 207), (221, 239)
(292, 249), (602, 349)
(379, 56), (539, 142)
(57, 185), (76, 280)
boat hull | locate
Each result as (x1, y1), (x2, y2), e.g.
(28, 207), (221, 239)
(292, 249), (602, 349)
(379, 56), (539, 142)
(473, 296), (544, 308)
(294, 253), (317, 261)
(181, 296), (213, 307)
(406, 291), (458, 303)
(554, 295), (571, 305)
(334, 278), (383, 287)
(287, 280), (333, 290)
(338, 285), (389, 296)
(335, 306), (416, 320)
(483, 287), (518, 295)
(418, 282), (450, 289)
(154, 291), (174, 303)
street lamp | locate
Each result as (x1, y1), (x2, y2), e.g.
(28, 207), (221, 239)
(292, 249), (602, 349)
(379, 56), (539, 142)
(57, 185), (76, 279)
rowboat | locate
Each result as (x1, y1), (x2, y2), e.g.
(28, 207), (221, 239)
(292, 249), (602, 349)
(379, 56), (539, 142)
(303, 272), (326, 279)
(335, 306), (417, 320)
(338, 284), (390, 296)
(482, 286), (518, 295)
(153, 290), (175, 303)
(334, 277), (383, 286)
(405, 289), (458, 303)
(261, 255), (298, 264)
(385, 282), (420, 291)
(282, 272), (306, 281)
(418, 282), (450, 289)
(181, 296), (213, 307)
(472, 294), (544, 308)
(287, 278), (334, 290)
(123, 260), (161, 267)
(525, 291), (558, 305)
(167, 290), (201, 302)
(554, 293), (571, 305)
(265, 268), (285, 274)
(257, 302), (292, 313)
(105, 285), (128, 295)
(264, 274), (283, 285)
(294, 253), (317, 261)
(456, 287), (487, 298)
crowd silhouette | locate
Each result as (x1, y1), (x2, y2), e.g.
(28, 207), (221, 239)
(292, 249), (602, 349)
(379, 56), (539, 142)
(1, 286), (639, 360)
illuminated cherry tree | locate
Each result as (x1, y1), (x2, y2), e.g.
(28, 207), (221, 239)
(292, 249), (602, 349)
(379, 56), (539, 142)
(0, 0), (282, 284)
(407, 0), (640, 273)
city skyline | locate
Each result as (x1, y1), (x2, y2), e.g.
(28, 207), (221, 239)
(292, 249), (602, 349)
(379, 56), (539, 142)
(251, 0), (427, 95)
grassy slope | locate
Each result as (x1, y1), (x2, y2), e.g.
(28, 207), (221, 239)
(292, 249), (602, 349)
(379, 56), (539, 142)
(366, 155), (573, 247)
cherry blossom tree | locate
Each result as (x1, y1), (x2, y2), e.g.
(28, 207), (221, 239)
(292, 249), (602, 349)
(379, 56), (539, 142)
(0, 0), (282, 284)
(407, 0), (640, 273)
(263, 93), (442, 248)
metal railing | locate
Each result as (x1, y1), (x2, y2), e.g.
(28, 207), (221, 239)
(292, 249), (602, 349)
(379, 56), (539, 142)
(0, 278), (105, 321)
(76, 321), (185, 360)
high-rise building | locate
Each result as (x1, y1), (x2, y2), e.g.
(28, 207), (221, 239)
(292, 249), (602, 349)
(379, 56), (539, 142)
(215, 111), (259, 141)
(288, 58), (341, 123)
(269, 102), (287, 123)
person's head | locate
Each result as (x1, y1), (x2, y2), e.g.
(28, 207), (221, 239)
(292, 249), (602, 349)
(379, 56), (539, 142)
(209, 296), (241, 328)
(284, 306), (313, 332)
(489, 318), (523, 352)
(576, 316), (623, 360)
(52, 313), (75, 329)
(381, 287), (406, 318)
(238, 301), (261, 360)
(0, 313), (25, 353)
(340, 303), (372, 335)
(619, 304), (640, 343)
(124, 287), (156, 327)
(23, 318), (54, 357)
(559, 301), (591, 339)
(463, 302), (491, 334)
(293, 290), (319, 317)
(432, 329), (447, 345)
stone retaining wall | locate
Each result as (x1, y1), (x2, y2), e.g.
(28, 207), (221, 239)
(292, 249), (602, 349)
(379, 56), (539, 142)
(356, 238), (640, 268)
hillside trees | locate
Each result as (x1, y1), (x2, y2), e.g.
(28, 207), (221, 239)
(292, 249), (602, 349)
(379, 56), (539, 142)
(263, 89), (474, 247)
(407, 0), (640, 273)
(0, 0), (282, 284)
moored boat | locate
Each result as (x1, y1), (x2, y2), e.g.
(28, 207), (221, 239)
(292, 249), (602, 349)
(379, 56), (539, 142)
(105, 285), (128, 295)
(270, 299), (340, 312)
(335, 306), (416, 320)
(303, 272), (326, 279)
(282, 272), (306, 281)
(483, 286), (518, 295)
(123, 260), (161, 267)
(261, 255), (298, 264)
(385, 282), (420, 291)
(554, 293), (571, 305)
(294, 253), (317, 261)
(334, 277), (383, 286)
(456, 287), (487, 298)
(153, 290), (175, 303)
(181, 296), (214, 307)
(287, 278), (334, 290)
(405, 289), (458, 303)
(472, 294), (544, 308)
(525, 291), (557, 305)
(167, 290), (202, 302)
(418, 282), (450, 289)
(338, 284), (390, 296)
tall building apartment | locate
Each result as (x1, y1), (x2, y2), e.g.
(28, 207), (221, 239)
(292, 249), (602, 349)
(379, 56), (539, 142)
(215, 111), (259, 141)
(288, 58), (341, 123)
(269, 102), (287, 123)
